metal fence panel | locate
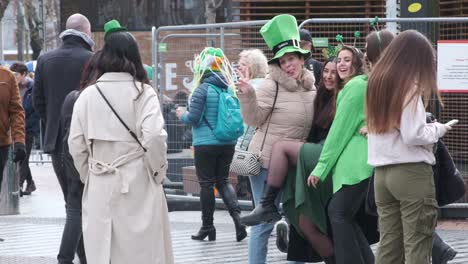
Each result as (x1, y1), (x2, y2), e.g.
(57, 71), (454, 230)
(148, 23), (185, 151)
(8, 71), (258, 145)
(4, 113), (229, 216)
(152, 17), (468, 201)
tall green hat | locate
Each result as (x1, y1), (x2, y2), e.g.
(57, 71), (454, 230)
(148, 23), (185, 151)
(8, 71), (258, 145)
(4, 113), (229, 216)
(104, 19), (127, 39)
(260, 14), (310, 63)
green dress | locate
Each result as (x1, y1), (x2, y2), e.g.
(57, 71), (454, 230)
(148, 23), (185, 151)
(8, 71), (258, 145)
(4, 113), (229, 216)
(283, 75), (373, 234)
(283, 141), (333, 234)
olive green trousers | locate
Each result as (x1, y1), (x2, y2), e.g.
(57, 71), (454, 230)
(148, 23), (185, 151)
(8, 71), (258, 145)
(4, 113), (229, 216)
(375, 162), (438, 264)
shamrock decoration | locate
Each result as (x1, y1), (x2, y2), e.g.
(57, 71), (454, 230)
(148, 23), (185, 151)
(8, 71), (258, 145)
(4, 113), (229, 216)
(354, 31), (361, 39)
(370, 16), (380, 31)
(335, 34), (344, 45)
(353, 31), (361, 47)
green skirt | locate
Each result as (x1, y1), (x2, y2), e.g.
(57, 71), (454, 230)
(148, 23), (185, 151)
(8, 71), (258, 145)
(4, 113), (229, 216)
(282, 141), (333, 234)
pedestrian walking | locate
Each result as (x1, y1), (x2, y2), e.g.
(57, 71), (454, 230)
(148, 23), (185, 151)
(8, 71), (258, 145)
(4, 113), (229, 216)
(32, 13), (94, 264)
(176, 47), (247, 242)
(32, 13), (94, 202)
(0, 66), (26, 185)
(68, 20), (173, 264)
(9, 62), (39, 196)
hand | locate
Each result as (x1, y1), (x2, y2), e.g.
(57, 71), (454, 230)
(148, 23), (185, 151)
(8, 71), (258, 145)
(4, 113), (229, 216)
(175, 107), (186, 119)
(307, 175), (320, 188)
(236, 68), (254, 94)
(359, 126), (368, 137)
(435, 122), (452, 138)
(13, 142), (26, 162)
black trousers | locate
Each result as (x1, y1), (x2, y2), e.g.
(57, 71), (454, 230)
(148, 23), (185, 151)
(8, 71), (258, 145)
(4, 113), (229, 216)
(19, 133), (34, 185)
(57, 144), (86, 264)
(328, 178), (375, 264)
(0, 145), (10, 193)
(194, 144), (239, 225)
(50, 129), (68, 202)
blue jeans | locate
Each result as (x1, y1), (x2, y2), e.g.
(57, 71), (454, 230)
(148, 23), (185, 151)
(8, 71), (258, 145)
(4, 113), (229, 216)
(248, 168), (304, 264)
(248, 168), (274, 264)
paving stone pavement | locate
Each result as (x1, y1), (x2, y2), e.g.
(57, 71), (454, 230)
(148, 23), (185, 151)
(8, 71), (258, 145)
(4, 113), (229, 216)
(0, 164), (467, 263)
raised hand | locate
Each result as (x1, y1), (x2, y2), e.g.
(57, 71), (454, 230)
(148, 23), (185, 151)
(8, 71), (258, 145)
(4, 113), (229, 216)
(236, 68), (254, 94)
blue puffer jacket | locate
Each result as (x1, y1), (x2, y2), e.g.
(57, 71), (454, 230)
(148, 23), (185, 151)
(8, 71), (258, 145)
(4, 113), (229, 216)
(181, 72), (236, 146)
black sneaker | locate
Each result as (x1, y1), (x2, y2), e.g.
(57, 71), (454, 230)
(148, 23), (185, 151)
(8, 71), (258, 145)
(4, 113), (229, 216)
(275, 220), (289, 253)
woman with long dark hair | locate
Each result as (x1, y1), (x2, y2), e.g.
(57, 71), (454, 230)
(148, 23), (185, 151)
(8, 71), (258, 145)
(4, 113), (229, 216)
(68, 21), (173, 264)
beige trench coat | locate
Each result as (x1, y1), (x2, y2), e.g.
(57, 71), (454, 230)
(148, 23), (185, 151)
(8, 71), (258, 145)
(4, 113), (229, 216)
(68, 72), (174, 264)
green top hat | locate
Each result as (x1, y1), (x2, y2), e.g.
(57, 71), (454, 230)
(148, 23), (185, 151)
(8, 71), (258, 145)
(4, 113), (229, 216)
(260, 14), (310, 63)
(104, 19), (127, 39)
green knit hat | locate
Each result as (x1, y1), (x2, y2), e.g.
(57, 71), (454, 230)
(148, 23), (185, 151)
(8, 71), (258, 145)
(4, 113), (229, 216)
(104, 19), (127, 39)
(260, 14), (310, 63)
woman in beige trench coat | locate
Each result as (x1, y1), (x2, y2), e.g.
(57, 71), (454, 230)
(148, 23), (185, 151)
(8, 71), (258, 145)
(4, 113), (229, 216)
(68, 29), (174, 264)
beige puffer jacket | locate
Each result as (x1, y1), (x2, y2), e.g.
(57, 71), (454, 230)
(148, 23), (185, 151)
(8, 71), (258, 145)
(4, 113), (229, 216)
(238, 64), (316, 169)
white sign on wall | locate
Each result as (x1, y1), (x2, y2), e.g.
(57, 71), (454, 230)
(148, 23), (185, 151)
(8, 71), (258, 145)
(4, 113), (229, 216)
(437, 40), (468, 92)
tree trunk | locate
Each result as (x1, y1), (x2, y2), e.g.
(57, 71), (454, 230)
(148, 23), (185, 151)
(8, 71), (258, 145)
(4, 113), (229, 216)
(24, 0), (43, 59)
(17, 0), (25, 61)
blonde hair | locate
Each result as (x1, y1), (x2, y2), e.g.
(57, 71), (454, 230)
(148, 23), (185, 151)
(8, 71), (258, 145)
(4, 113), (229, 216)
(238, 49), (268, 79)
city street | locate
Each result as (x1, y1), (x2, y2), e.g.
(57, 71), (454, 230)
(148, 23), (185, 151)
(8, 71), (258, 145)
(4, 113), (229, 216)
(0, 163), (467, 263)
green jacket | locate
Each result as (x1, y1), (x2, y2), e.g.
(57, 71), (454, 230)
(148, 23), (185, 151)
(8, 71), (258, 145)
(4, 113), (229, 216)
(311, 75), (373, 193)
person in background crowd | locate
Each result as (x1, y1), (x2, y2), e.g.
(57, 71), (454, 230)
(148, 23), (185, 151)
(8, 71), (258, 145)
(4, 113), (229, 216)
(0, 66), (26, 242)
(307, 45), (374, 264)
(366, 30), (453, 264)
(32, 13), (94, 264)
(10, 62), (39, 196)
(68, 20), (173, 264)
(238, 14), (317, 264)
(300, 28), (322, 86)
(57, 51), (103, 264)
(176, 47), (247, 243)
(33, 13), (93, 202)
(235, 48), (268, 201)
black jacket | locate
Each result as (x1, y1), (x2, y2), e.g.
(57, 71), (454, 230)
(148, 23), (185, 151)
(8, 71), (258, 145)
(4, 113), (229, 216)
(22, 80), (40, 136)
(33, 35), (92, 153)
(61, 90), (84, 209)
(304, 58), (322, 87)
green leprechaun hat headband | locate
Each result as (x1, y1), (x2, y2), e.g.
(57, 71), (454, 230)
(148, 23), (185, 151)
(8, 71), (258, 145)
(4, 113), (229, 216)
(322, 32), (361, 59)
(104, 19), (128, 39)
(260, 14), (310, 63)
(192, 47), (236, 92)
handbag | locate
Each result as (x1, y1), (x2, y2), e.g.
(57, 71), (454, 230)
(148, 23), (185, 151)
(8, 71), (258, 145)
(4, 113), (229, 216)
(230, 82), (279, 177)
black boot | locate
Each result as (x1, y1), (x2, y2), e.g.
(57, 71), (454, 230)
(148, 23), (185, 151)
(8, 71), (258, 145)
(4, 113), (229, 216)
(240, 185), (281, 226)
(433, 232), (457, 264)
(217, 183), (247, 242)
(323, 255), (336, 264)
(192, 185), (216, 241)
(233, 213), (247, 242)
(191, 225), (216, 241)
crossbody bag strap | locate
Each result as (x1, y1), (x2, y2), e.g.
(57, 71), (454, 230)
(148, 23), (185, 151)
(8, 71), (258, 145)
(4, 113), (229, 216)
(259, 81), (279, 152)
(95, 83), (147, 152)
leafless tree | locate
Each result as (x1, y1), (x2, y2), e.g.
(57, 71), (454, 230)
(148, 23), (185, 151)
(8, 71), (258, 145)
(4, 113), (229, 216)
(24, 0), (43, 59)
